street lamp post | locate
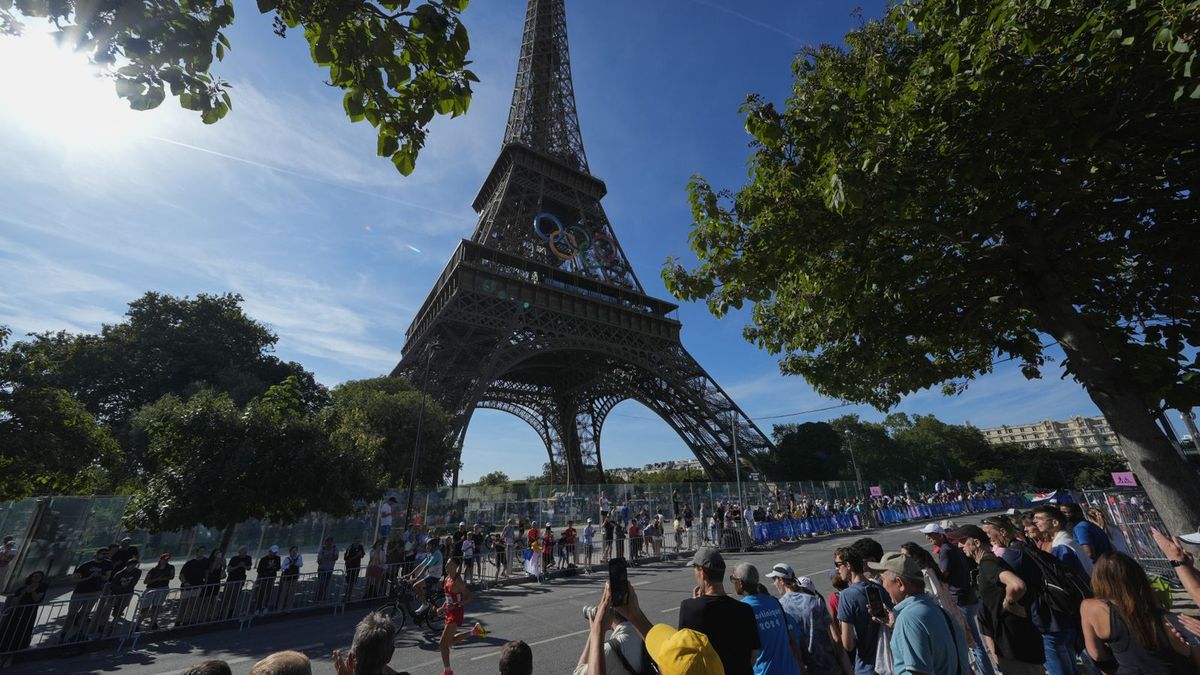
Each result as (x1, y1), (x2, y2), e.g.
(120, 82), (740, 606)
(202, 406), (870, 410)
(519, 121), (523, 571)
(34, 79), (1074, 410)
(730, 411), (744, 510)
(403, 344), (437, 531)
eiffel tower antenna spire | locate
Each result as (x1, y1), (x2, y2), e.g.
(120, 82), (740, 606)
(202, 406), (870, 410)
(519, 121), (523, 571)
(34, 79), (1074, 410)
(504, 0), (589, 173)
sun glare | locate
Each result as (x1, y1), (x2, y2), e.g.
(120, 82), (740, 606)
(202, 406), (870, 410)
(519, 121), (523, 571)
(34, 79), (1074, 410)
(0, 33), (147, 147)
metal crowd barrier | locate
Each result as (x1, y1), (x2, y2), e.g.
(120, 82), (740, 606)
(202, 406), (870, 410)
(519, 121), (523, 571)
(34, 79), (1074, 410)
(0, 500), (1025, 663)
(1079, 488), (1176, 582)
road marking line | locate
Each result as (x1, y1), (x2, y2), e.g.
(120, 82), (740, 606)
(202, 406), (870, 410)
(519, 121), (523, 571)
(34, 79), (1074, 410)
(470, 628), (591, 660)
(660, 607), (676, 614)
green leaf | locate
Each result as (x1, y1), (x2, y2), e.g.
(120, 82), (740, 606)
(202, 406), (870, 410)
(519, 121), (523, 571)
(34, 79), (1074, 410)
(1191, 83), (1200, 99)
(343, 91), (365, 121)
(1173, 38), (1191, 53)
(256, 0), (277, 13)
(378, 134), (398, 157)
(392, 147), (415, 176)
(1121, 36), (1135, 46)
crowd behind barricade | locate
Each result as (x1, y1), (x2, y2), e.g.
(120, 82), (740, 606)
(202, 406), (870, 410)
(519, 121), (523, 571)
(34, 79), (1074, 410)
(20, 484), (1185, 674)
(105, 495), (1200, 675)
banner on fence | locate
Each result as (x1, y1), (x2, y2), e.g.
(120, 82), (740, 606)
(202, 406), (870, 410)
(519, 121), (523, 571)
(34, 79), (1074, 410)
(869, 486), (883, 497)
(1111, 472), (1137, 487)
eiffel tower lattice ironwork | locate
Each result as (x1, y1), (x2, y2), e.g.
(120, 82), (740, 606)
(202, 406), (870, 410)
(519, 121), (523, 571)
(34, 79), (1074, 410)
(393, 0), (774, 486)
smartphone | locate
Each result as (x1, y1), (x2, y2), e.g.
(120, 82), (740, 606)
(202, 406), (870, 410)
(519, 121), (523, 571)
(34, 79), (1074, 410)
(865, 582), (887, 619)
(609, 557), (629, 607)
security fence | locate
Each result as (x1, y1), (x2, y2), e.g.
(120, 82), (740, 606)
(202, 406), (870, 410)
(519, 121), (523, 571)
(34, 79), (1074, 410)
(1079, 487), (1176, 581)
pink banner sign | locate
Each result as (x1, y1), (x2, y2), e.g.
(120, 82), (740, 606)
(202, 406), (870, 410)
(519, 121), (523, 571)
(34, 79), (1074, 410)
(869, 486), (883, 497)
(1111, 471), (1137, 487)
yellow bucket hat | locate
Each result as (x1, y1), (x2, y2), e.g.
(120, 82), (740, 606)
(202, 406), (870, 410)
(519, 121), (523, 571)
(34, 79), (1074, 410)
(644, 624), (726, 675)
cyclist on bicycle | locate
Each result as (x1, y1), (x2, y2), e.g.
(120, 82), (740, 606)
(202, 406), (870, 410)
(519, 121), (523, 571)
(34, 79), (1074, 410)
(405, 539), (443, 615)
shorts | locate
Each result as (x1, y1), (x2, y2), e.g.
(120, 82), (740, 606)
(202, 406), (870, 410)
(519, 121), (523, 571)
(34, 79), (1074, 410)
(422, 576), (440, 597)
(380, 524), (392, 537)
(445, 606), (465, 626)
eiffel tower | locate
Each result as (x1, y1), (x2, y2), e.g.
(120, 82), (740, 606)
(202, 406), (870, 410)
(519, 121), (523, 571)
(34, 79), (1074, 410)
(393, 0), (774, 486)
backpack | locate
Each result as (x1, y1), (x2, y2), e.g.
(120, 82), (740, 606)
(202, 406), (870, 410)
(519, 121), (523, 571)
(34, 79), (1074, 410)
(1019, 542), (1092, 620)
(608, 636), (660, 675)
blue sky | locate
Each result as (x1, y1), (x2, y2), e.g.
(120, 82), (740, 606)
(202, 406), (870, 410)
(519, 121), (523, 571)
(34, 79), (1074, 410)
(0, 1), (1106, 482)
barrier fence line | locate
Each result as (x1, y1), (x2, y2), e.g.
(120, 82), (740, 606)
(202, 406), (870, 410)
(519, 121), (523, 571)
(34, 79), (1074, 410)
(0, 497), (1027, 662)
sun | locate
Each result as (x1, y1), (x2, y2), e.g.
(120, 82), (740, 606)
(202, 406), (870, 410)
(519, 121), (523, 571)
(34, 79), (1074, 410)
(0, 32), (147, 147)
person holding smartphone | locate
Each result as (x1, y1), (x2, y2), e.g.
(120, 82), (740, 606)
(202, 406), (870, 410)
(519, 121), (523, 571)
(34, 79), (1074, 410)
(833, 545), (893, 675)
(677, 546), (759, 675)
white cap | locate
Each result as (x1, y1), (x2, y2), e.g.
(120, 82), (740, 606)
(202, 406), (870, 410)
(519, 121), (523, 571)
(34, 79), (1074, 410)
(460, 522), (466, 527)
(586, 518), (593, 523)
(797, 576), (816, 593)
(1180, 528), (1200, 545)
(269, 545), (280, 553)
(764, 562), (795, 580)
(921, 523), (945, 535)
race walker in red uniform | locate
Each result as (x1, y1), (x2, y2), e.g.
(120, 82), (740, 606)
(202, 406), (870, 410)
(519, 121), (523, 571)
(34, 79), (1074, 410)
(437, 559), (486, 675)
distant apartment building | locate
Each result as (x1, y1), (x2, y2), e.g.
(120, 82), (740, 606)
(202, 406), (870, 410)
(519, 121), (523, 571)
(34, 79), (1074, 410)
(979, 415), (1123, 455)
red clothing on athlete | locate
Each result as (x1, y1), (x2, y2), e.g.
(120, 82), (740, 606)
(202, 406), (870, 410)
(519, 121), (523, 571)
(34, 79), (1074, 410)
(526, 528), (540, 545)
(443, 576), (465, 625)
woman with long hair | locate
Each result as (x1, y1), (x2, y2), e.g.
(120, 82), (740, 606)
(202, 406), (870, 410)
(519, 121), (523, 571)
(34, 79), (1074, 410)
(900, 541), (979, 663)
(1081, 551), (1200, 674)
(1086, 506), (1132, 554)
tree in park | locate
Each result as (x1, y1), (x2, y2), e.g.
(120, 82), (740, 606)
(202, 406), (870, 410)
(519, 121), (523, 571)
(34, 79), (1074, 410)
(124, 377), (366, 549)
(665, 1), (1200, 534)
(0, 0), (475, 175)
(767, 421), (846, 481)
(0, 328), (123, 499)
(476, 470), (510, 487)
(323, 376), (457, 493)
(7, 292), (327, 448)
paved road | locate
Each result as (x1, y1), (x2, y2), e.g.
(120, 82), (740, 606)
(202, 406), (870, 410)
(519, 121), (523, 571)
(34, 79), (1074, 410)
(9, 515), (996, 675)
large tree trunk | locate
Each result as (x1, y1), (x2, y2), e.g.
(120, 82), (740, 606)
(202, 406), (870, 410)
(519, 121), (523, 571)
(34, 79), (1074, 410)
(1014, 220), (1200, 537)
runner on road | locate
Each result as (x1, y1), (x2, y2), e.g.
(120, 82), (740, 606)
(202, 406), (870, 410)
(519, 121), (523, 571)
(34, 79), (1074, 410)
(437, 559), (487, 675)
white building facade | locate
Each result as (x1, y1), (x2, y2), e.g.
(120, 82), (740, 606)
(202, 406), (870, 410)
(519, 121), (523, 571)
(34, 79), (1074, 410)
(979, 415), (1123, 455)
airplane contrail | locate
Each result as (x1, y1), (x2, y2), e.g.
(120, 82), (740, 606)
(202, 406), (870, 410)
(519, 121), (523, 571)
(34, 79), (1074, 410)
(149, 136), (465, 220)
(688, 0), (805, 43)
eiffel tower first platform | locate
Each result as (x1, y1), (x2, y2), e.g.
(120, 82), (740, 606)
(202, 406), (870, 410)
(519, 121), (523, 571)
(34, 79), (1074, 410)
(392, 0), (775, 486)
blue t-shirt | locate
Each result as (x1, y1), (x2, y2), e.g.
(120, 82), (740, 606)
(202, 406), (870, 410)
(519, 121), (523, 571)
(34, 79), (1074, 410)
(837, 580), (894, 675)
(741, 593), (802, 675)
(1073, 520), (1112, 561)
(891, 594), (970, 675)
(779, 590), (838, 675)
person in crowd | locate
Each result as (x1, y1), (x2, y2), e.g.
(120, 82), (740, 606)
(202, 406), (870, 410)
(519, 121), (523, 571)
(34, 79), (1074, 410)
(1059, 502), (1113, 563)
(250, 650), (312, 675)
(574, 601), (649, 674)
(867, 551), (970, 675)
(178, 545), (211, 626)
(501, 519), (515, 575)
(333, 610), (400, 675)
(472, 525), (486, 578)
(921, 523), (993, 675)
(182, 659), (234, 675)
(563, 520), (578, 565)
(379, 497), (396, 540)
(979, 515), (1024, 565)
(1021, 514), (1045, 551)
(500, 640), (534, 675)
(0, 535), (16, 587)
(833, 544), (891, 675)
(677, 546), (759, 675)
(60, 547), (112, 642)
(543, 525), (556, 569)
(406, 538), (444, 614)
(730, 562), (804, 674)
(200, 548), (227, 620)
(490, 532), (508, 580)
(592, 582), (724, 675)
(603, 515), (615, 561)
(947, 524), (1045, 674)
(111, 536), (139, 570)
(1080, 551), (1200, 673)
(342, 537), (365, 601)
(1032, 505), (1090, 576)
(437, 558), (488, 675)
(102, 554), (142, 634)
(279, 545), (303, 610)
(826, 569), (855, 674)
(255, 545), (282, 613)
(526, 521), (540, 549)
(365, 539), (387, 599)
(767, 562), (839, 675)
(225, 546), (252, 618)
(898, 541), (978, 665)
(1087, 506), (1131, 554)
(138, 553), (175, 630)
(461, 529), (476, 584)
(0, 571), (49, 655)
(317, 537), (339, 601)
(582, 518), (596, 567)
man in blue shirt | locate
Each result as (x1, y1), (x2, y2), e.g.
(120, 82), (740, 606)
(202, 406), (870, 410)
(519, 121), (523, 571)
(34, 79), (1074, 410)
(835, 545), (893, 675)
(868, 551), (970, 675)
(1058, 502), (1112, 562)
(730, 562), (803, 675)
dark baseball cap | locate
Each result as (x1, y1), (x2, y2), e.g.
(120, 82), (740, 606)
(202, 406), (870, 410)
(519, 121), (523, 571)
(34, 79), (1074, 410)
(691, 546), (725, 573)
(945, 524), (988, 543)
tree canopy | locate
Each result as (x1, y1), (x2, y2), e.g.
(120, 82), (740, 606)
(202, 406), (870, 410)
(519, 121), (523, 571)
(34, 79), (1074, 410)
(0, 0), (475, 175)
(664, 0), (1200, 534)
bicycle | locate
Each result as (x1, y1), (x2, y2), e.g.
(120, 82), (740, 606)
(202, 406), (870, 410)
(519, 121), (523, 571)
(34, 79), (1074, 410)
(378, 577), (445, 635)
